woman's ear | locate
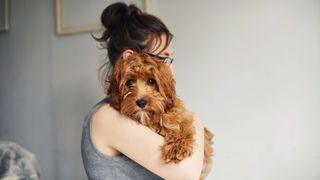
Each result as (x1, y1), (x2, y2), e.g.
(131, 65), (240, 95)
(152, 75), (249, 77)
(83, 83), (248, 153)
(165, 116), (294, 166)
(122, 49), (134, 59)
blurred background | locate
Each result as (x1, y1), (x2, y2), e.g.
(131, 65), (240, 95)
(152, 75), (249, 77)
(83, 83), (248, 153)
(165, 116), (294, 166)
(0, 0), (319, 179)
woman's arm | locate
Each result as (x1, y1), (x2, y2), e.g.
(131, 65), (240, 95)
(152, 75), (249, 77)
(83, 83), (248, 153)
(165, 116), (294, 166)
(92, 104), (204, 180)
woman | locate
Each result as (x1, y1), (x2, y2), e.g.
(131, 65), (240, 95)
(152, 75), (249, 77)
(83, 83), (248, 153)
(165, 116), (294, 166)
(81, 2), (205, 180)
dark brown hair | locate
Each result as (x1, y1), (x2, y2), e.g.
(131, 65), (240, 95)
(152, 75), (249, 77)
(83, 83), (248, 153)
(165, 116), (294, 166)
(93, 2), (173, 89)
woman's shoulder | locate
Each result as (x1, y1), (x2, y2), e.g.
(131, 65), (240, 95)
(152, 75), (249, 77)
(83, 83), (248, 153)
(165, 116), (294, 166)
(88, 97), (111, 120)
(93, 101), (115, 125)
(91, 97), (117, 135)
(91, 99), (122, 156)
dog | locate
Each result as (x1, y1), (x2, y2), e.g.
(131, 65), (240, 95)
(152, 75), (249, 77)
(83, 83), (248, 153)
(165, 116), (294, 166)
(107, 52), (214, 179)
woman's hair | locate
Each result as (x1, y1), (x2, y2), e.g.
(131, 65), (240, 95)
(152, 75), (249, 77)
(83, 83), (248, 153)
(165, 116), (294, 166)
(93, 2), (173, 90)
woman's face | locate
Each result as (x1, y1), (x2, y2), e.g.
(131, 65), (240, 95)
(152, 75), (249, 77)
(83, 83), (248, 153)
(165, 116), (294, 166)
(149, 34), (173, 58)
(149, 34), (174, 73)
(122, 34), (174, 73)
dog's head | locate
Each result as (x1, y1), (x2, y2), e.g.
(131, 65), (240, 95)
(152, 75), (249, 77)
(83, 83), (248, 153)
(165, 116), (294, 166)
(107, 52), (176, 125)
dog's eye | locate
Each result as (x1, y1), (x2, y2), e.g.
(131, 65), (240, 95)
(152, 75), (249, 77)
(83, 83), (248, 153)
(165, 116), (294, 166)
(126, 79), (134, 87)
(147, 79), (156, 86)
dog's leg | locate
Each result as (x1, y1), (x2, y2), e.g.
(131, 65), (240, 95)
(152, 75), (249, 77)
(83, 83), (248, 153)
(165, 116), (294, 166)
(160, 114), (195, 163)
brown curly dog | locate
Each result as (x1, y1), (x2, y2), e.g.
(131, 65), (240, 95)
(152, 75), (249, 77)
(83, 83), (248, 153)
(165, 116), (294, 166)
(107, 52), (214, 179)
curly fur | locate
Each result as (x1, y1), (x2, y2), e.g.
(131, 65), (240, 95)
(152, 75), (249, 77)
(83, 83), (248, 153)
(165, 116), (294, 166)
(107, 53), (214, 179)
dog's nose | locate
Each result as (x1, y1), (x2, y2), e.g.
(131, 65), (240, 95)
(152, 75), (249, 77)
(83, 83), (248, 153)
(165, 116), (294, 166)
(136, 99), (147, 108)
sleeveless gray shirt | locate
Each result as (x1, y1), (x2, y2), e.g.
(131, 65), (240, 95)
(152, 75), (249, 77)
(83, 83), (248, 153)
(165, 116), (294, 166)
(81, 98), (163, 180)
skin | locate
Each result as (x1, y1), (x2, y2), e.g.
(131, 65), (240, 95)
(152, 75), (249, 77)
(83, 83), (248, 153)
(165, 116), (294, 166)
(91, 35), (204, 180)
(123, 35), (175, 75)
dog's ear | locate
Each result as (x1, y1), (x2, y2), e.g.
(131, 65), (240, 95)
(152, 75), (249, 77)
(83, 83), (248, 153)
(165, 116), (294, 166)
(107, 59), (125, 110)
(155, 63), (177, 110)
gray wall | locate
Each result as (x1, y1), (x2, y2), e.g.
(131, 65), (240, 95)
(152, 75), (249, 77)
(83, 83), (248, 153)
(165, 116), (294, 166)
(153, 0), (320, 179)
(1, 0), (319, 180)
(0, 0), (102, 179)
(0, 0), (56, 179)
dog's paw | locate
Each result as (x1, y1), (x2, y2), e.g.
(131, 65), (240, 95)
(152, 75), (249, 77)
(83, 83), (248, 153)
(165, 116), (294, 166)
(161, 140), (193, 163)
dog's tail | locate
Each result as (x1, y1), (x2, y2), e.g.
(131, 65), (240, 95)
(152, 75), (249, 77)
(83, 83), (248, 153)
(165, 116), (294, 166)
(200, 128), (214, 179)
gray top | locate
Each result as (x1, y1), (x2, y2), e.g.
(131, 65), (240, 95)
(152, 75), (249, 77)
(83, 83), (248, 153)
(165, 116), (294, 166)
(81, 98), (163, 180)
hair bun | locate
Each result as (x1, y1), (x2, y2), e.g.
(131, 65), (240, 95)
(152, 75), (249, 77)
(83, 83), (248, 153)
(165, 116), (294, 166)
(100, 2), (142, 30)
(127, 4), (141, 16)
